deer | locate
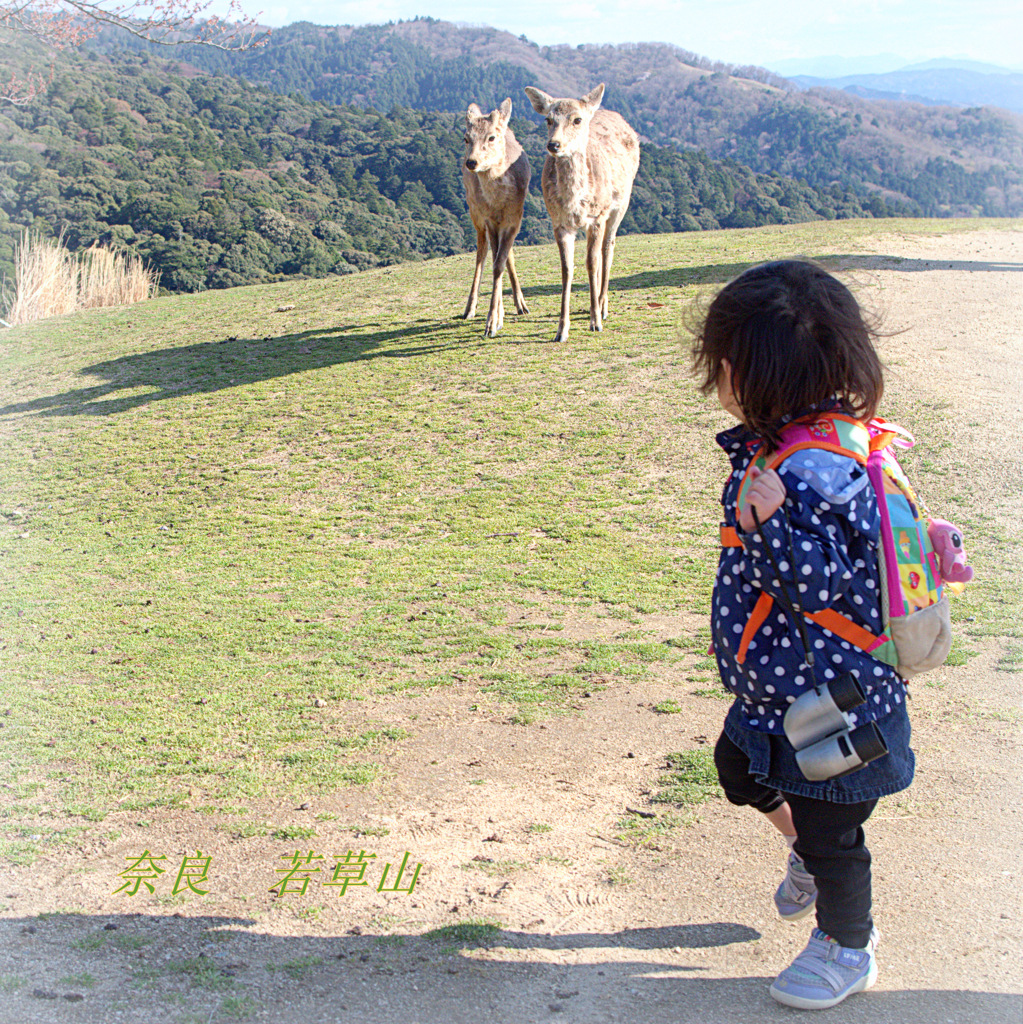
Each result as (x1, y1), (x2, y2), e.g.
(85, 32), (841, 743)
(460, 98), (531, 338)
(524, 83), (640, 343)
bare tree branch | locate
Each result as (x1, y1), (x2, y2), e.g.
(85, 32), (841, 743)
(0, 0), (269, 102)
(1, 0), (270, 52)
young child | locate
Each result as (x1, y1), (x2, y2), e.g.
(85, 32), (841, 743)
(692, 260), (915, 1010)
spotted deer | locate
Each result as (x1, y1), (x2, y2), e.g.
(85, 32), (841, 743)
(524, 84), (640, 343)
(461, 98), (530, 337)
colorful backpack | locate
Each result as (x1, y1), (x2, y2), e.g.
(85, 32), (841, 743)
(725, 412), (971, 680)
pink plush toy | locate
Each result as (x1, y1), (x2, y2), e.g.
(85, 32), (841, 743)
(928, 518), (974, 583)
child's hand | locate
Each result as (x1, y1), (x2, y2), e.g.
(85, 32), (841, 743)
(739, 467), (786, 532)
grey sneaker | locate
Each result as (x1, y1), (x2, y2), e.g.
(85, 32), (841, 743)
(770, 926), (879, 1010)
(775, 852), (817, 921)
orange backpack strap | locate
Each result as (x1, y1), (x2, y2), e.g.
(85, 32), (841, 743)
(720, 525), (743, 548)
(805, 609), (882, 652)
(737, 593), (774, 664)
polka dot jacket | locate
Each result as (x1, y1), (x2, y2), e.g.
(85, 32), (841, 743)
(712, 423), (909, 736)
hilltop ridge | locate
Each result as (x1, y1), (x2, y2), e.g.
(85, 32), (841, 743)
(88, 18), (1023, 220)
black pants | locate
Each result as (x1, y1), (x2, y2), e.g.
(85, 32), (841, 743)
(715, 729), (876, 949)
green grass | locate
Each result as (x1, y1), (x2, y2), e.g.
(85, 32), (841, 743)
(271, 825), (316, 841)
(265, 955), (323, 979)
(615, 808), (693, 844)
(423, 919), (502, 946)
(168, 957), (235, 990)
(0, 219), (1018, 850)
(692, 685), (731, 700)
(603, 862), (633, 886)
(996, 643), (1023, 672)
(57, 971), (96, 989)
(652, 749), (723, 806)
(653, 698), (684, 714)
(460, 857), (529, 877)
(219, 996), (259, 1019)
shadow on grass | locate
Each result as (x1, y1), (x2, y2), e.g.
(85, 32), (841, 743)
(1, 912), (1018, 1024)
(0, 316), (552, 419)
(3, 253), (1019, 420)
(520, 252), (1023, 298)
(618, 253), (1023, 290)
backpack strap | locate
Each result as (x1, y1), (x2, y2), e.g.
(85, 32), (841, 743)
(720, 525), (742, 547)
(734, 413), (871, 516)
(723, 412), (899, 666)
(736, 592), (774, 663)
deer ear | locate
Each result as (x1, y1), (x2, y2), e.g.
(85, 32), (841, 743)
(524, 87), (552, 115)
(498, 97), (513, 121)
(583, 83), (605, 109)
(466, 103), (483, 123)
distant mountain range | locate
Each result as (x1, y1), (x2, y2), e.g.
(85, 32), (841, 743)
(775, 58), (1023, 113)
(769, 56), (1021, 78)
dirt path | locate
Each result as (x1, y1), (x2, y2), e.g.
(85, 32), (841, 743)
(1, 226), (1021, 1024)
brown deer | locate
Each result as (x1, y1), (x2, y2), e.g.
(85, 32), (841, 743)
(461, 98), (531, 337)
(524, 83), (640, 343)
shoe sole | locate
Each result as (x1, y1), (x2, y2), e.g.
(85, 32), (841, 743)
(769, 960), (878, 1010)
(777, 899), (817, 923)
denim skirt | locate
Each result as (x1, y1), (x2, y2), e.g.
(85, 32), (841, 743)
(722, 695), (915, 804)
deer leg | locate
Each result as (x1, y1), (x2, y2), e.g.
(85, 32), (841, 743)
(554, 227), (575, 343)
(600, 210), (624, 321)
(586, 220), (606, 332)
(505, 248), (529, 315)
(485, 227), (515, 337)
(462, 226), (487, 319)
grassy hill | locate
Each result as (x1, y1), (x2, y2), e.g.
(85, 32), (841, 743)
(1, 220), (1018, 853)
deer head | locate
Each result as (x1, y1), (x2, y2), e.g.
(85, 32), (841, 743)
(524, 84), (605, 158)
(463, 98), (513, 174)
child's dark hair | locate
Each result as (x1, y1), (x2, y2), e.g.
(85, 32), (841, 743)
(693, 260), (884, 448)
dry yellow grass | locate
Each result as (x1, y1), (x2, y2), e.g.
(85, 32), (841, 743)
(4, 232), (159, 326)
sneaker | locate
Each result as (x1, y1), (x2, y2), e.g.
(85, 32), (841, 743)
(769, 927), (879, 1010)
(774, 852), (817, 922)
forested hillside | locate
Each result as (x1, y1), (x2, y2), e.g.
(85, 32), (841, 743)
(0, 34), (892, 292)
(91, 18), (1023, 220)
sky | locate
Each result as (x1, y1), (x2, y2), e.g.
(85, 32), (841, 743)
(238, 0), (1023, 72)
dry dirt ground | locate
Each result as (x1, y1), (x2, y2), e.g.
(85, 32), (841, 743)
(1, 227), (1021, 1024)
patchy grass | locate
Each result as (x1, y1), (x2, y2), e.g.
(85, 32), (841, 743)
(691, 685), (731, 701)
(653, 750), (723, 806)
(336, 822), (390, 838)
(423, 919), (502, 946)
(0, 219), (1013, 859)
(265, 955), (324, 979)
(57, 971), (96, 989)
(169, 956), (236, 991)
(615, 808), (694, 845)
(996, 643), (1023, 672)
(602, 862), (633, 886)
(653, 698), (684, 714)
(271, 825), (316, 841)
(219, 996), (259, 1019)
(460, 857), (529, 877)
